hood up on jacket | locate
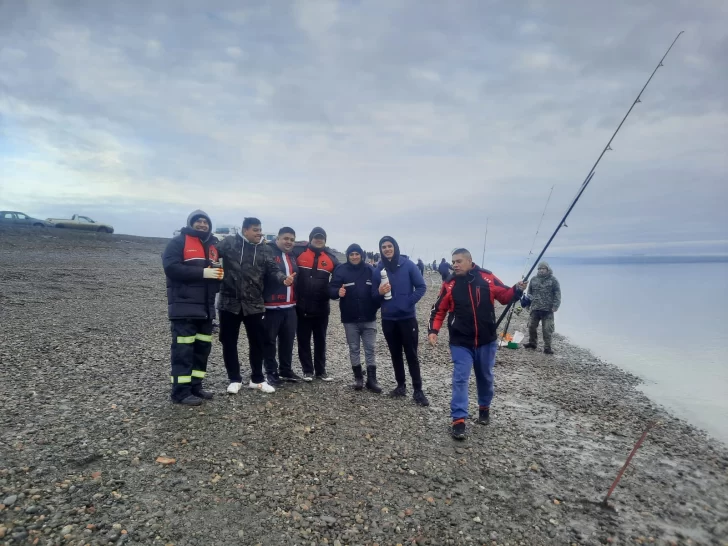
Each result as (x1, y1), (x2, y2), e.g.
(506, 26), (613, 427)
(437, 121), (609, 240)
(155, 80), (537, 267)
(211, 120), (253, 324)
(379, 235), (401, 272)
(537, 261), (553, 277)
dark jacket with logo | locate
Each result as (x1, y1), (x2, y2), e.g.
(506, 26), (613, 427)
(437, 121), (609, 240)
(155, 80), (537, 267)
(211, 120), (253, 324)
(329, 261), (379, 323)
(217, 234), (286, 316)
(429, 265), (522, 348)
(294, 246), (340, 317)
(371, 256), (427, 321)
(263, 244), (299, 310)
(162, 219), (220, 320)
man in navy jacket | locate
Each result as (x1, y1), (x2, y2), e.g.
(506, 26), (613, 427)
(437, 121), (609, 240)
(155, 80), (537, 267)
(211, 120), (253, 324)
(263, 227), (301, 386)
(329, 244), (382, 393)
(162, 210), (223, 406)
(372, 236), (429, 406)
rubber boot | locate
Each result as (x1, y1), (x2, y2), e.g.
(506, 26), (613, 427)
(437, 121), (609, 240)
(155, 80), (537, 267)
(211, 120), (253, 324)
(351, 366), (364, 390)
(365, 366), (382, 393)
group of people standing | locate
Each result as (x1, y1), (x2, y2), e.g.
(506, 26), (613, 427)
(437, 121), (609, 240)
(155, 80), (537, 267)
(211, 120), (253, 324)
(162, 211), (560, 439)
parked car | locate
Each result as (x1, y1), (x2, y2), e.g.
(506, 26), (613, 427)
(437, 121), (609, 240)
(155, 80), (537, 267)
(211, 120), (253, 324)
(0, 211), (54, 228)
(46, 214), (114, 233)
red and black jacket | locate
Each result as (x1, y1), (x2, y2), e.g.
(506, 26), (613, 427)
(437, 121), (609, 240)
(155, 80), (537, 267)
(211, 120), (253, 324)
(263, 244), (298, 310)
(162, 227), (220, 320)
(429, 265), (521, 348)
(294, 245), (340, 316)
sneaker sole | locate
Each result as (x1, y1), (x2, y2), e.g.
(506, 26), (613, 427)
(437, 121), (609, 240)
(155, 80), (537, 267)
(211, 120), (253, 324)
(302, 377), (314, 382)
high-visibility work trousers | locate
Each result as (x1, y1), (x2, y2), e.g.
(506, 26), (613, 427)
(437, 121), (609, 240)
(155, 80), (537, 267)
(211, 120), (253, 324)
(170, 319), (213, 398)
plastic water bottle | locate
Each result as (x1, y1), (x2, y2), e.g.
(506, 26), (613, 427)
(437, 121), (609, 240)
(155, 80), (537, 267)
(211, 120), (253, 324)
(380, 270), (392, 300)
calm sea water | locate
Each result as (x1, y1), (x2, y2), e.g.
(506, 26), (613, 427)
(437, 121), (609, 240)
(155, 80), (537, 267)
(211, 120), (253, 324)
(531, 262), (728, 444)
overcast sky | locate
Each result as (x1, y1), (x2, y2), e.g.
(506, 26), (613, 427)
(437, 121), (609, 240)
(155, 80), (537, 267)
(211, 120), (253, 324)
(1, 0), (726, 264)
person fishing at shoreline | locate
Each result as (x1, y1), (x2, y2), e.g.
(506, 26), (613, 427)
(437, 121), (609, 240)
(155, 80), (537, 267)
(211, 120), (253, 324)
(523, 262), (561, 354)
(428, 248), (526, 439)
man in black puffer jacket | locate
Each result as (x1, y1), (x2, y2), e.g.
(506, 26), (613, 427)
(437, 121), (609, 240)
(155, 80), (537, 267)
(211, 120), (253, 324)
(293, 227), (340, 381)
(329, 244), (382, 392)
(216, 217), (296, 395)
(162, 210), (223, 406)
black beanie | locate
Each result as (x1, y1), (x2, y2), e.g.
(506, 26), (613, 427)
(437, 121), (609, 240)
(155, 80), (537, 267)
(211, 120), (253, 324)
(346, 243), (364, 264)
(309, 227), (327, 242)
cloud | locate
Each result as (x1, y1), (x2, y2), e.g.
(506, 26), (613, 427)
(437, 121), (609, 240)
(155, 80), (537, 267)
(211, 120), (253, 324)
(0, 0), (726, 261)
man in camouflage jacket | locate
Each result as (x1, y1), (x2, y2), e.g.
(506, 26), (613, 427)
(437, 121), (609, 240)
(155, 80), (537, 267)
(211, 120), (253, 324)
(523, 261), (561, 354)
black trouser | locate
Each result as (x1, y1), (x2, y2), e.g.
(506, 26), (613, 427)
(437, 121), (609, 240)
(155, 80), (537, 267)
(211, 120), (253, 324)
(382, 318), (423, 390)
(170, 319), (213, 400)
(263, 307), (297, 376)
(219, 310), (266, 384)
(297, 313), (329, 375)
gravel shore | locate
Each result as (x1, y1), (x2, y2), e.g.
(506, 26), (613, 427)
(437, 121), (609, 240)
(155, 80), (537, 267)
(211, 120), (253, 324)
(1, 227), (726, 546)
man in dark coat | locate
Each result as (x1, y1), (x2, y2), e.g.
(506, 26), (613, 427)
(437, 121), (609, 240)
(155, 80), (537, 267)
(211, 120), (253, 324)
(372, 236), (429, 406)
(429, 248), (525, 439)
(438, 258), (453, 281)
(162, 210), (223, 406)
(329, 244), (382, 392)
(262, 227), (301, 386)
(294, 227), (340, 381)
(417, 258), (425, 276)
(216, 217), (295, 394)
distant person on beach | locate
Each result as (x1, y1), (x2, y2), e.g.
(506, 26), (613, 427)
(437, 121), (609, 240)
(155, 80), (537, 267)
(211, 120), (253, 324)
(216, 217), (296, 395)
(438, 258), (453, 281)
(293, 227), (340, 381)
(262, 227), (301, 386)
(428, 248), (526, 440)
(329, 244), (382, 393)
(417, 258), (425, 276)
(372, 236), (429, 407)
(432, 260), (437, 271)
(523, 261), (561, 355)
(162, 210), (223, 406)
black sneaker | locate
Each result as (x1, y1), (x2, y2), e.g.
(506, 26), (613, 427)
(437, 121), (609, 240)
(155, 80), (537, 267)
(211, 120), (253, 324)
(478, 407), (490, 425)
(315, 372), (334, 382)
(280, 370), (303, 382)
(172, 394), (203, 406)
(543, 347), (554, 355)
(413, 390), (430, 407)
(451, 420), (466, 440)
(266, 373), (285, 387)
(302, 372), (314, 382)
(191, 387), (214, 400)
(523, 343), (537, 350)
(389, 385), (407, 398)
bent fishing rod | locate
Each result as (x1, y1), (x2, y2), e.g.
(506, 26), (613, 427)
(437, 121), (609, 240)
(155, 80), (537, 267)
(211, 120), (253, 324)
(498, 185), (554, 345)
(496, 31), (684, 330)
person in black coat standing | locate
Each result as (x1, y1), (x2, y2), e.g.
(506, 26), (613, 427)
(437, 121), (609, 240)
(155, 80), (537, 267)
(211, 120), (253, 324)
(329, 244), (382, 392)
(162, 210), (223, 406)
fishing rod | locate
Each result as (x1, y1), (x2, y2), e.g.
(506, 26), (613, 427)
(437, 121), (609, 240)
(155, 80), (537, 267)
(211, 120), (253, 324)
(496, 31), (684, 329)
(480, 217), (489, 266)
(498, 185), (554, 346)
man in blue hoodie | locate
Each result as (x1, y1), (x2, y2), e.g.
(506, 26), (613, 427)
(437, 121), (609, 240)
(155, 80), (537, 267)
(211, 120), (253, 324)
(372, 236), (429, 406)
(329, 244), (382, 393)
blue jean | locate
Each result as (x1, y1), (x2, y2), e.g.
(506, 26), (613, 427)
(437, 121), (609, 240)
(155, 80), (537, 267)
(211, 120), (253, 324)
(450, 341), (498, 420)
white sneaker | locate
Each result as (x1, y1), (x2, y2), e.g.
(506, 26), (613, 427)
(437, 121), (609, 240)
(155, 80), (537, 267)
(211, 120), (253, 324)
(248, 380), (275, 393)
(227, 382), (243, 394)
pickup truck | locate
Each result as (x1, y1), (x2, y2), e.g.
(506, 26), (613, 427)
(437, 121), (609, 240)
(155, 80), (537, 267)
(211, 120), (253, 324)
(46, 214), (114, 233)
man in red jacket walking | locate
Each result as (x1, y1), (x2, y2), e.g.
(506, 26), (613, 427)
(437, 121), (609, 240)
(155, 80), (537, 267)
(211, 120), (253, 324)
(429, 248), (525, 439)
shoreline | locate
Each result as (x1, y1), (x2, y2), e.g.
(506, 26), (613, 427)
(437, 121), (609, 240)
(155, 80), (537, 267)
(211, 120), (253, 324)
(1, 229), (726, 545)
